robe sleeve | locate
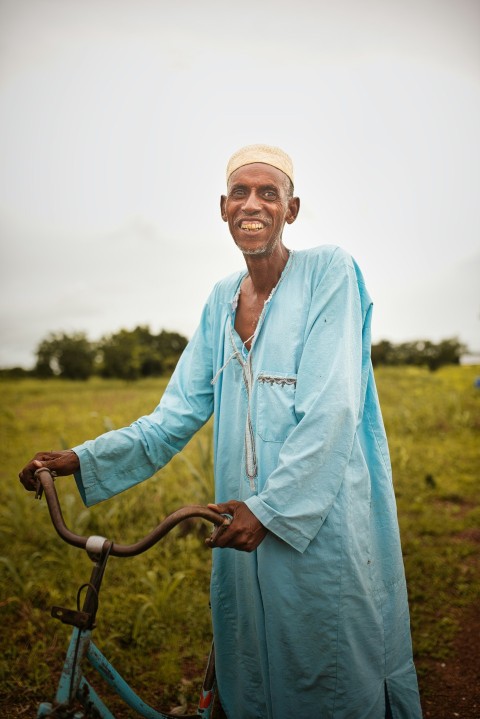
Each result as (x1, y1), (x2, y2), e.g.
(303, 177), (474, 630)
(72, 301), (215, 506)
(245, 249), (373, 552)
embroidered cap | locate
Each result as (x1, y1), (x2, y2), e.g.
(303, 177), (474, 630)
(226, 144), (294, 186)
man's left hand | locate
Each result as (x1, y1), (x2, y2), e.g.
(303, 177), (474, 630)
(206, 500), (267, 552)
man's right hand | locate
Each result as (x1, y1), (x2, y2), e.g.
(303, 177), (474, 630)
(19, 450), (80, 492)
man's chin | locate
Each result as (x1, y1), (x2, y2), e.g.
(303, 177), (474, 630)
(235, 238), (278, 257)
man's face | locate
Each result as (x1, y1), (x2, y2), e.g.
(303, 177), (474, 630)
(220, 163), (299, 257)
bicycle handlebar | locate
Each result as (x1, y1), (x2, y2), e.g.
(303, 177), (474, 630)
(34, 467), (229, 558)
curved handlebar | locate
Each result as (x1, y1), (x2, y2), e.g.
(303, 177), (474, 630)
(34, 467), (229, 558)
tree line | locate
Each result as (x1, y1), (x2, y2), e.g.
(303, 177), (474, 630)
(0, 332), (467, 380)
(32, 326), (188, 380)
(371, 338), (466, 372)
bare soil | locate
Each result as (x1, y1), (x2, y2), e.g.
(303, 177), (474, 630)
(2, 602), (479, 717)
(420, 601), (480, 719)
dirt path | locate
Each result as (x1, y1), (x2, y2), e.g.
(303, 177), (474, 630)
(420, 602), (480, 719)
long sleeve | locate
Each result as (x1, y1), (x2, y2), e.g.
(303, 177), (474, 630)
(73, 302), (215, 506)
(245, 251), (373, 552)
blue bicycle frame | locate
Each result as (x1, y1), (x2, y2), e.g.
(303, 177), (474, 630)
(37, 628), (217, 718)
(34, 467), (228, 719)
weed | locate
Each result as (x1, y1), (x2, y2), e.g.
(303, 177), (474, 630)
(0, 367), (479, 711)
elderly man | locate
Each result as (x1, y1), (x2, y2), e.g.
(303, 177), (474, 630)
(20, 145), (422, 718)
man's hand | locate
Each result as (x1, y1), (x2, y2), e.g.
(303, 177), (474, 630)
(19, 450), (80, 492)
(206, 500), (267, 552)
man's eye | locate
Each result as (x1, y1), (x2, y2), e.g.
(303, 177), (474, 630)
(231, 189), (245, 198)
(264, 191), (277, 199)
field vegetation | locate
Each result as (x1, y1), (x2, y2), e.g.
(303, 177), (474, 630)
(0, 365), (479, 716)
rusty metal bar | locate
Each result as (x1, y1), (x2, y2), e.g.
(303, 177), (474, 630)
(34, 467), (227, 558)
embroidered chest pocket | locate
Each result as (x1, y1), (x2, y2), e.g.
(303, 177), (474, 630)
(256, 372), (298, 443)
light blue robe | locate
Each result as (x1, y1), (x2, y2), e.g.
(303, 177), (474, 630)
(73, 246), (422, 718)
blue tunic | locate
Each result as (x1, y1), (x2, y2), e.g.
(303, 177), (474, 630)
(73, 246), (422, 718)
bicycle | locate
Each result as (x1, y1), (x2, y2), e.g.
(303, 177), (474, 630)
(32, 466), (231, 719)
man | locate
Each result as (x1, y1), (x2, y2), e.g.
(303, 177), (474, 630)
(20, 145), (423, 718)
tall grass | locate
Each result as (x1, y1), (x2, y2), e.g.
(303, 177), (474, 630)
(0, 367), (479, 713)
(0, 378), (216, 714)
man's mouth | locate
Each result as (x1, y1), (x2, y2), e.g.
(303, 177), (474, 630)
(239, 221), (265, 232)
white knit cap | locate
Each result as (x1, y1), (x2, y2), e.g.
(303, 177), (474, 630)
(226, 144), (294, 185)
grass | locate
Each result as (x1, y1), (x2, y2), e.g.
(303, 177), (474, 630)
(377, 365), (480, 673)
(0, 378), (216, 714)
(0, 366), (479, 714)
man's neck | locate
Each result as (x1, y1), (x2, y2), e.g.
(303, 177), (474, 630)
(242, 243), (290, 297)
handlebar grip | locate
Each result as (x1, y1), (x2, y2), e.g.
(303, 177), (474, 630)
(34, 467), (228, 558)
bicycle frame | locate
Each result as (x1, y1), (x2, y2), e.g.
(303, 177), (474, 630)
(34, 467), (229, 719)
(37, 628), (217, 718)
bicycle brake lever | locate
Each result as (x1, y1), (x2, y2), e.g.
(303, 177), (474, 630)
(34, 469), (57, 500)
(207, 514), (232, 545)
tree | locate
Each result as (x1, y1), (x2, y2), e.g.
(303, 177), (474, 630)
(99, 329), (143, 380)
(98, 326), (188, 380)
(34, 332), (95, 379)
(371, 337), (467, 371)
(156, 330), (188, 374)
(32, 326), (189, 380)
(371, 340), (394, 367)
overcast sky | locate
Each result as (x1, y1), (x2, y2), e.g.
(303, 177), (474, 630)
(1, 0), (479, 368)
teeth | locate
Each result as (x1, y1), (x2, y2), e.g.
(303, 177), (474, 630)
(241, 222), (263, 231)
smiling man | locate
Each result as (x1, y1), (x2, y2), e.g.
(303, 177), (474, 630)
(20, 145), (422, 718)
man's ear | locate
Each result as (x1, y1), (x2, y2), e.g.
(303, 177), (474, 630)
(285, 196), (300, 225)
(220, 195), (227, 222)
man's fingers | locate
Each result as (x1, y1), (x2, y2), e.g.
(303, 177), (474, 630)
(205, 502), (235, 548)
(18, 462), (41, 490)
(208, 502), (230, 512)
(206, 519), (230, 548)
(208, 500), (239, 515)
(205, 501), (267, 552)
(19, 450), (79, 492)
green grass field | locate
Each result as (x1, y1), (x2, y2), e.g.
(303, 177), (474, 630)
(1, 366), (479, 716)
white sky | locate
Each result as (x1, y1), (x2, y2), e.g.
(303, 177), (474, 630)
(1, 0), (479, 368)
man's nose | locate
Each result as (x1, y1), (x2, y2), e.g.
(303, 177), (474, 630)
(242, 190), (261, 213)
